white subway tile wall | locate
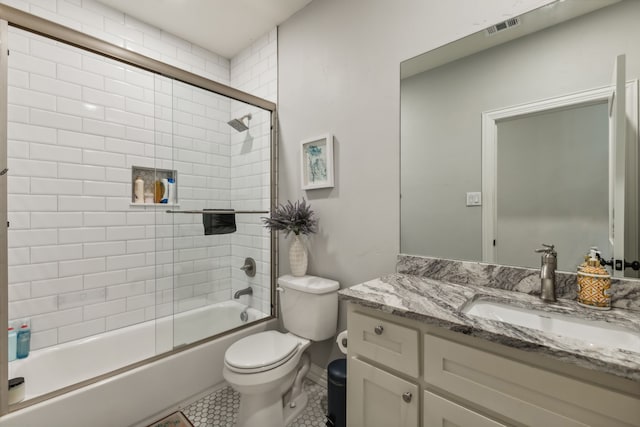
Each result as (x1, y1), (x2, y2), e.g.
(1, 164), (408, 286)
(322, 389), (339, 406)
(4, 0), (277, 351)
(230, 28), (277, 316)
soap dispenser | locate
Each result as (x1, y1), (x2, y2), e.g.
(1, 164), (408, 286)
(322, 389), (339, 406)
(16, 322), (31, 359)
(577, 250), (611, 310)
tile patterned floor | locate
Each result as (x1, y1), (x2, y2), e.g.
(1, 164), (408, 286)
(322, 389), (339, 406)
(182, 379), (327, 427)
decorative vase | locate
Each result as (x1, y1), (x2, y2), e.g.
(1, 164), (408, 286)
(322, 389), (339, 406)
(289, 234), (308, 277)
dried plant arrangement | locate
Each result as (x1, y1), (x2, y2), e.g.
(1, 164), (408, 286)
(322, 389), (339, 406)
(262, 199), (318, 237)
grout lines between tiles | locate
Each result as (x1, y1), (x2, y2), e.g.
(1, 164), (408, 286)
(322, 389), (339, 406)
(182, 379), (328, 427)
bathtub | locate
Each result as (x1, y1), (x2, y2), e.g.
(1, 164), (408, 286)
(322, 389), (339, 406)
(2, 300), (274, 427)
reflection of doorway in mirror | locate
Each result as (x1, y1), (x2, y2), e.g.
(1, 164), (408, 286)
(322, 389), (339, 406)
(498, 103), (609, 272)
(482, 81), (639, 275)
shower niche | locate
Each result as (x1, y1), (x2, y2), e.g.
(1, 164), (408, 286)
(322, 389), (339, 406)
(131, 166), (178, 206)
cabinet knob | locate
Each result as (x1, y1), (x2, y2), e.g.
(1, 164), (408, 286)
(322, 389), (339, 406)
(402, 392), (412, 403)
(374, 325), (384, 335)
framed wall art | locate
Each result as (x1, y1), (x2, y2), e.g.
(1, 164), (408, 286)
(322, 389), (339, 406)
(301, 134), (334, 190)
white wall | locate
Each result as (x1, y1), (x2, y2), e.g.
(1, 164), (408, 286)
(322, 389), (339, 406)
(277, 0), (555, 363)
(231, 28), (278, 104)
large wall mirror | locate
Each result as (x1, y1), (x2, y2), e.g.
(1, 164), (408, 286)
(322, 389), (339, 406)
(400, 0), (639, 277)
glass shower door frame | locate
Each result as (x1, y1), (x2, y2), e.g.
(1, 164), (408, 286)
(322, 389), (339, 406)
(0, 3), (278, 415)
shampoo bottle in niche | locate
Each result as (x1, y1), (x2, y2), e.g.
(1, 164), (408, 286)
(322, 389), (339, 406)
(16, 322), (30, 359)
(134, 176), (144, 204)
(167, 178), (176, 204)
(144, 191), (154, 204)
(160, 178), (169, 203)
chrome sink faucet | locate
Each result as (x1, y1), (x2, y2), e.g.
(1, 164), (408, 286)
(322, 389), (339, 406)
(535, 244), (557, 302)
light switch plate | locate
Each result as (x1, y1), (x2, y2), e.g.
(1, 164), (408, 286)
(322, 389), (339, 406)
(466, 192), (482, 206)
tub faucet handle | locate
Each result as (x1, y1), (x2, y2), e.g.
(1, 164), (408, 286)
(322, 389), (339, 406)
(239, 257), (256, 277)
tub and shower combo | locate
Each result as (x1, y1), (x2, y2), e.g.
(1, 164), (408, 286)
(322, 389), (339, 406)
(0, 4), (279, 426)
(9, 301), (266, 401)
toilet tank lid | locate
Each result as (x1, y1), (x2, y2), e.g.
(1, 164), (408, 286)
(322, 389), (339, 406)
(278, 275), (339, 294)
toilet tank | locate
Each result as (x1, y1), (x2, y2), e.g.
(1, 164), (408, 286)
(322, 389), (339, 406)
(278, 275), (339, 341)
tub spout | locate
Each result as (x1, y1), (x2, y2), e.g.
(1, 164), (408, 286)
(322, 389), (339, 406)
(234, 287), (253, 299)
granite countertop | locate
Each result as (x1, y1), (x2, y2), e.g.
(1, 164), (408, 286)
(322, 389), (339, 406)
(339, 273), (640, 382)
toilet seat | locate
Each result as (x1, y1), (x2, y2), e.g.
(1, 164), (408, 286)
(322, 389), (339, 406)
(225, 331), (301, 373)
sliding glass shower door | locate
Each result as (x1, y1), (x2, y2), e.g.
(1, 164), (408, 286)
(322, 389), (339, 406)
(168, 80), (272, 348)
(4, 21), (275, 404)
(6, 27), (173, 397)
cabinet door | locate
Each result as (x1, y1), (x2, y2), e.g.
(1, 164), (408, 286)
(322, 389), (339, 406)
(424, 390), (507, 427)
(347, 357), (419, 427)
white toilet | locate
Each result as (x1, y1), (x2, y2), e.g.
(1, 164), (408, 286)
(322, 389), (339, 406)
(223, 274), (339, 427)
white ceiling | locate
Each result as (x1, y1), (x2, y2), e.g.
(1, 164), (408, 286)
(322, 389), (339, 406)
(96, 0), (312, 59)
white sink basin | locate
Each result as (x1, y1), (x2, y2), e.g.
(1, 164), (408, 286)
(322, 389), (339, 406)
(463, 299), (640, 353)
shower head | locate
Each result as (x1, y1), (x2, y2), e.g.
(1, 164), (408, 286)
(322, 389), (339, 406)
(227, 113), (252, 132)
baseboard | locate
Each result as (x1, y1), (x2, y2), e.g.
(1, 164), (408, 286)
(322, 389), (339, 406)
(307, 363), (328, 387)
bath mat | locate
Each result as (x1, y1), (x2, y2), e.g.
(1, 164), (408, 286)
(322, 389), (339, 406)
(148, 411), (194, 427)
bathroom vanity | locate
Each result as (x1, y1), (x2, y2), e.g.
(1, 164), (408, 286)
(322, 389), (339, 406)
(339, 263), (640, 427)
(371, 1), (640, 424)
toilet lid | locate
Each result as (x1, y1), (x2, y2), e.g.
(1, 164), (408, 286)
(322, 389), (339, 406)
(225, 331), (300, 373)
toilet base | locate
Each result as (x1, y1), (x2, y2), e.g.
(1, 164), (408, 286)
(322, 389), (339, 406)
(235, 388), (308, 427)
(283, 391), (308, 426)
(236, 389), (286, 427)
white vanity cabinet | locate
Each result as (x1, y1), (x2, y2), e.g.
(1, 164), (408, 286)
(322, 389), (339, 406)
(423, 333), (640, 426)
(346, 303), (640, 427)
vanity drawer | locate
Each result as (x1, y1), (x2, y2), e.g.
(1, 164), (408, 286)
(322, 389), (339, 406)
(423, 390), (507, 427)
(424, 334), (640, 427)
(349, 311), (419, 377)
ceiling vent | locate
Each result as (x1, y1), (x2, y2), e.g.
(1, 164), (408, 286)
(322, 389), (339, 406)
(485, 17), (520, 36)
